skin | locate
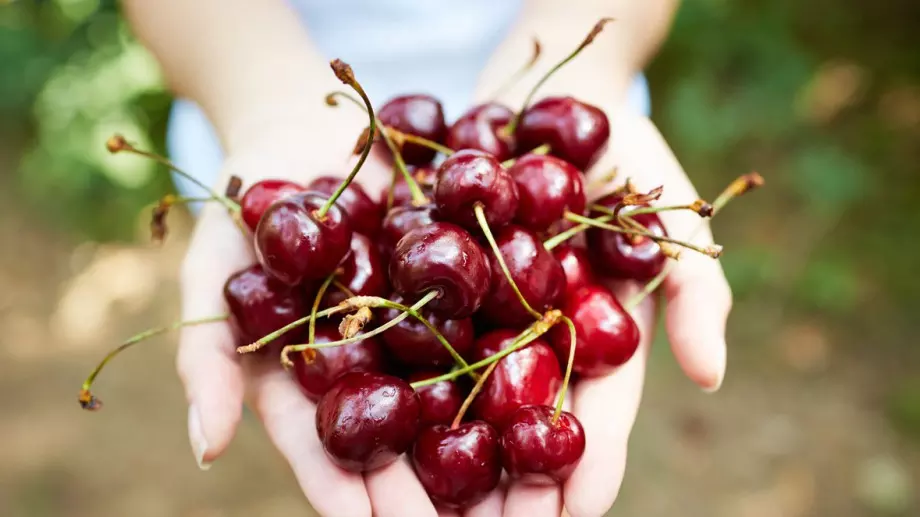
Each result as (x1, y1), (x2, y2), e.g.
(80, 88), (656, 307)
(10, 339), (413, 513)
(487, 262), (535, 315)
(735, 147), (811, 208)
(125, 1), (731, 516)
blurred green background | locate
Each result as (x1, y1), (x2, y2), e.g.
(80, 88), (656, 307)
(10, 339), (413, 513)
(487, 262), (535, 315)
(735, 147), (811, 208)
(1, 1), (918, 516)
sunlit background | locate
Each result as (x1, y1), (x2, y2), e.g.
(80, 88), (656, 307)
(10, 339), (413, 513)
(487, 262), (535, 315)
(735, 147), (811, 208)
(1, 1), (918, 516)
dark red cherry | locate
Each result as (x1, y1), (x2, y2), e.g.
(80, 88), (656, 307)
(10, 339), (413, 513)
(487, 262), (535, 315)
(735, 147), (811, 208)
(408, 371), (465, 426)
(412, 421), (502, 508)
(306, 176), (382, 236)
(434, 149), (519, 231)
(378, 94), (447, 165)
(479, 225), (565, 328)
(320, 233), (387, 307)
(549, 284), (640, 377)
(509, 154), (586, 231)
(316, 371), (420, 472)
(516, 96), (610, 171)
(389, 222), (491, 319)
(446, 102), (516, 161)
(586, 192), (667, 280)
(254, 191), (352, 286)
(223, 265), (306, 350)
(500, 405), (586, 484)
(291, 322), (386, 401)
(380, 294), (474, 368)
(470, 330), (562, 429)
(239, 179), (305, 231)
(553, 244), (595, 293)
(379, 204), (437, 257)
(380, 166), (436, 208)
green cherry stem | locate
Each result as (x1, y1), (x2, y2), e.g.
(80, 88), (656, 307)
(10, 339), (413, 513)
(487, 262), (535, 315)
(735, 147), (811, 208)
(450, 359), (500, 429)
(380, 298), (476, 378)
(309, 273), (338, 345)
(488, 37), (542, 101)
(392, 129), (455, 156)
(236, 304), (349, 354)
(79, 314), (229, 411)
(501, 143), (550, 168)
(589, 200), (714, 218)
(563, 211), (723, 258)
(552, 315), (578, 423)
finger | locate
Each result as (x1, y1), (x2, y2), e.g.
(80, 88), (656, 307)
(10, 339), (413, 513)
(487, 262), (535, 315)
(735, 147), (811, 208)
(502, 483), (561, 517)
(562, 281), (655, 517)
(176, 206), (252, 468)
(246, 359), (372, 517)
(365, 456), (439, 517)
(463, 485), (505, 517)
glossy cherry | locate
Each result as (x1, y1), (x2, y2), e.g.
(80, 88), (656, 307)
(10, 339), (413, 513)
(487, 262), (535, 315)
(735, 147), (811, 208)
(378, 94), (447, 165)
(470, 329), (562, 429)
(553, 244), (595, 293)
(239, 179), (305, 231)
(500, 405), (586, 484)
(479, 225), (566, 328)
(223, 265), (306, 350)
(380, 294), (474, 368)
(379, 204), (437, 257)
(412, 421), (502, 508)
(254, 191), (352, 286)
(434, 149), (519, 231)
(316, 371), (420, 472)
(408, 371), (465, 426)
(509, 153), (586, 231)
(291, 322), (386, 401)
(307, 176), (382, 236)
(389, 222), (492, 319)
(320, 233), (387, 307)
(446, 102), (516, 161)
(380, 166), (436, 208)
(549, 284), (641, 377)
(586, 192), (668, 281)
(515, 96), (610, 171)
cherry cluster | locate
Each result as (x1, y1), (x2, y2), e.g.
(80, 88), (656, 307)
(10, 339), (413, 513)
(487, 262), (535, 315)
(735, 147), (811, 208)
(81, 19), (762, 511)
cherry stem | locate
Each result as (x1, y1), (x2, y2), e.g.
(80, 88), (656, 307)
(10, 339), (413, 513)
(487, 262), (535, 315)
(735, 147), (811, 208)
(489, 37), (542, 101)
(590, 201), (713, 219)
(279, 291), (439, 368)
(450, 359), (500, 429)
(332, 279), (356, 298)
(624, 172), (765, 310)
(317, 60), (376, 219)
(236, 304), (350, 354)
(552, 316), (578, 423)
(380, 299), (476, 378)
(309, 273), (337, 345)
(563, 211), (723, 258)
(385, 164), (400, 211)
(500, 143), (550, 168)
(325, 90), (428, 206)
(504, 18), (614, 135)
(79, 314), (228, 411)
(473, 203), (543, 320)
(390, 128), (455, 156)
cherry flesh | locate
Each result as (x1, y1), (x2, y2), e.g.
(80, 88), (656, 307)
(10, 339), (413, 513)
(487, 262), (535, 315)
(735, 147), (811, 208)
(408, 371), (465, 426)
(291, 322), (386, 402)
(254, 191), (352, 286)
(479, 225), (566, 328)
(446, 102), (516, 161)
(239, 179), (305, 232)
(553, 244), (595, 294)
(380, 294), (474, 368)
(500, 405), (586, 484)
(307, 176), (382, 236)
(320, 233), (387, 308)
(470, 329), (562, 429)
(379, 204), (437, 257)
(434, 149), (519, 231)
(586, 192), (667, 281)
(549, 284), (640, 377)
(389, 222), (492, 319)
(223, 265), (306, 350)
(515, 96), (610, 171)
(378, 94), (447, 166)
(509, 153), (586, 232)
(315, 371), (420, 472)
(412, 421), (502, 508)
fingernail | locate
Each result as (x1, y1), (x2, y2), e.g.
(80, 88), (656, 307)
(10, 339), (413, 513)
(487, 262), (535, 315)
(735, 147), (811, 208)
(702, 339), (727, 393)
(188, 404), (212, 471)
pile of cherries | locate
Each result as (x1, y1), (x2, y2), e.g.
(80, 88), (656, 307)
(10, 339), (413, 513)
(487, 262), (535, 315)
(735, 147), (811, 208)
(82, 20), (760, 511)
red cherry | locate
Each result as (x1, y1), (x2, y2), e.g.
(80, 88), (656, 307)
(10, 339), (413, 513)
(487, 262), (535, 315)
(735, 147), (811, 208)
(515, 96), (610, 171)
(479, 225), (565, 328)
(254, 191), (352, 285)
(408, 371), (464, 426)
(378, 94), (447, 165)
(586, 192), (667, 281)
(389, 222), (492, 319)
(239, 179), (305, 231)
(553, 244), (595, 293)
(412, 421), (502, 508)
(549, 284), (640, 377)
(291, 322), (386, 401)
(500, 405), (586, 484)
(379, 204), (437, 257)
(446, 102), (516, 161)
(509, 154), (586, 232)
(380, 294), (474, 368)
(306, 176), (383, 236)
(319, 233), (387, 308)
(223, 265), (306, 351)
(470, 329), (562, 429)
(434, 149), (519, 231)
(379, 166), (436, 208)
(315, 372), (420, 472)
